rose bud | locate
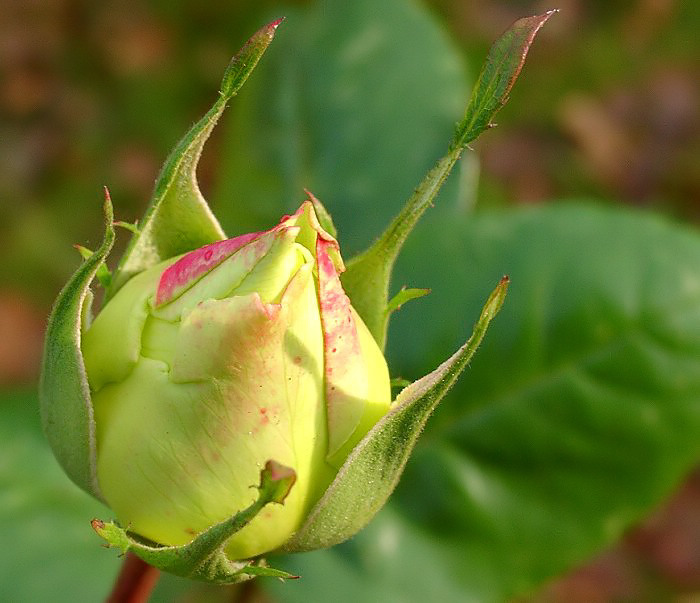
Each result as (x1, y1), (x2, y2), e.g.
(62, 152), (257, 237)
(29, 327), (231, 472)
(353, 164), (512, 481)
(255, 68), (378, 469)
(39, 14), (522, 582)
(81, 201), (391, 560)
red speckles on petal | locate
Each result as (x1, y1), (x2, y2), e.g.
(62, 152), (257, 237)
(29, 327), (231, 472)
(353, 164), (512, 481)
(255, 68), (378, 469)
(316, 238), (365, 457)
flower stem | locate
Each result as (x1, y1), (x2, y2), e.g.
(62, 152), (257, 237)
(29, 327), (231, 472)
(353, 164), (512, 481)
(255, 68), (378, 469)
(107, 552), (160, 603)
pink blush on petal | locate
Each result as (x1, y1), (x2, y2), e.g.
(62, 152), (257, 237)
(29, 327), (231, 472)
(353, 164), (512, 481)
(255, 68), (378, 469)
(155, 231), (263, 306)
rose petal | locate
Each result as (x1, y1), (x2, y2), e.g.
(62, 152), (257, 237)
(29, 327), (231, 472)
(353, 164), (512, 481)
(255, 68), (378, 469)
(155, 231), (263, 306)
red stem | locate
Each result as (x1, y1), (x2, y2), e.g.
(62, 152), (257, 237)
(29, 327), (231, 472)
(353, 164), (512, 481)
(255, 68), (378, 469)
(106, 552), (160, 603)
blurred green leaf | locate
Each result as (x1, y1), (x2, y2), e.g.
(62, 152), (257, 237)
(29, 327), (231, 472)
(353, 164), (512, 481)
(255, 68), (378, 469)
(0, 390), (118, 602)
(269, 506), (473, 603)
(395, 203), (700, 598)
(264, 203), (700, 601)
(213, 0), (468, 253)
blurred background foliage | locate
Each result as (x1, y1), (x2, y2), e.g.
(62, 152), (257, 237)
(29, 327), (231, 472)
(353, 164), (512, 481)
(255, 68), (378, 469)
(1, 0), (699, 601)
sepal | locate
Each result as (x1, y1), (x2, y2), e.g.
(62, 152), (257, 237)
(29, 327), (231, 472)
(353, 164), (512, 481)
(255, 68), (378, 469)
(92, 461), (298, 584)
(73, 245), (112, 289)
(342, 12), (553, 350)
(305, 189), (338, 239)
(282, 277), (509, 552)
(39, 189), (116, 501)
(451, 11), (556, 149)
(108, 19), (284, 297)
(386, 286), (430, 315)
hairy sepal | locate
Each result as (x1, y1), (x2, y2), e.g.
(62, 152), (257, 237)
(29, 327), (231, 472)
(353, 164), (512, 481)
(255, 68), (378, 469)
(283, 277), (509, 552)
(39, 192), (115, 501)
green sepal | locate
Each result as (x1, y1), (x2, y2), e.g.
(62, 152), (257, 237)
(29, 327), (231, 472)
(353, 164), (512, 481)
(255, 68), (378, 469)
(452, 11), (556, 149)
(340, 154), (453, 350)
(39, 190), (116, 502)
(108, 18), (284, 298)
(342, 12), (553, 351)
(390, 377), (411, 389)
(73, 245), (112, 289)
(113, 220), (140, 235)
(305, 189), (338, 239)
(92, 461), (298, 584)
(386, 286), (430, 315)
(282, 277), (509, 552)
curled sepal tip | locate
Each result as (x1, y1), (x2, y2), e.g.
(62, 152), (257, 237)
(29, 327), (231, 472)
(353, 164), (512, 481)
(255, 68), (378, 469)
(386, 286), (431, 316)
(259, 459), (297, 505)
(109, 18), (284, 297)
(305, 189), (338, 239)
(92, 461), (298, 584)
(452, 11), (556, 149)
(220, 17), (285, 98)
(283, 277), (509, 552)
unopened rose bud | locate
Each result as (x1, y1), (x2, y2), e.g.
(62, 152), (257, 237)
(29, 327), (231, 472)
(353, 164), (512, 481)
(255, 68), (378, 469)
(40, 13), (527, 580)
(81, 201), (391, 560)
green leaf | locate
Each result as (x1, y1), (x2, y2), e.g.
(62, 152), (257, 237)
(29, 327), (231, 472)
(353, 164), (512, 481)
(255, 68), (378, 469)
(387, 203), (700, 601)
(93, 461), (297, 584)
(39, 192), (115, 501)
(108, 19), (283, 296)
(264, 203), (700, 602)
(0, 390), (119, 602)
(282, 278), (507, 552)
(267, 507), (478, 603)
(341, 11), (554, 350)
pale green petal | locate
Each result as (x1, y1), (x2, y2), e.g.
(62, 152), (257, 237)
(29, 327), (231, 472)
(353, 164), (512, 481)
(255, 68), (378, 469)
(94, 349), (302, 557)
(326, 307), (391, 469)
(82, 261), (167, 391)
(231, 242), (308, 304)
(316, 238), (390, 459)
(95, 266), (332, 559)
(151, 228), (298, 322)
(140, 314), (179, 368)
(274, 264), (335, 510)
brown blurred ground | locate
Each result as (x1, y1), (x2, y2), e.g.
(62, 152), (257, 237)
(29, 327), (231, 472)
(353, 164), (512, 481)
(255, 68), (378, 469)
(1, 0), (698, 600)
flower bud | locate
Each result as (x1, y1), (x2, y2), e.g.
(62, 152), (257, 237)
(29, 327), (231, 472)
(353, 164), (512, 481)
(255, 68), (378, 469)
(81, 201), (391, 560)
